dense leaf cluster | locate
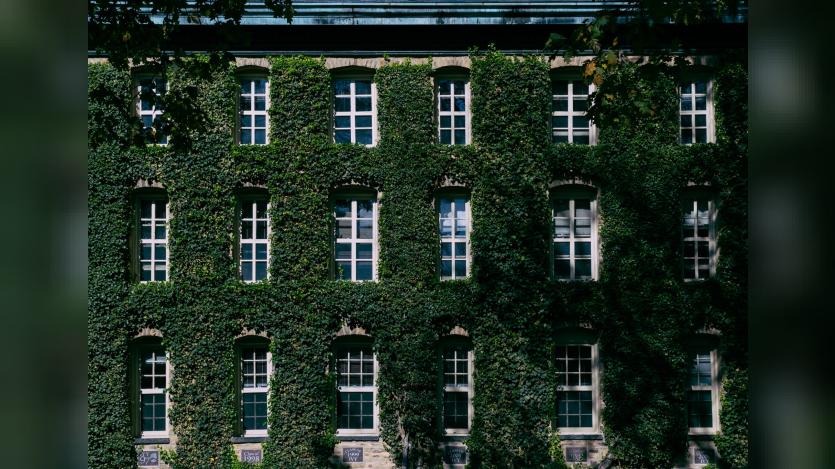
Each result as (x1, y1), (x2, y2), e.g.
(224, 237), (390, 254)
(88, 50), (746, 468)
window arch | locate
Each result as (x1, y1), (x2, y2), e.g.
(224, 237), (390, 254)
(133, 187), (170, 282)
(332, 187), (379, 282)
(333, 335), (378, 436)
(235, 335), (272, 438)
(550, 183), (599, 280)
(130, 335), (170, 439)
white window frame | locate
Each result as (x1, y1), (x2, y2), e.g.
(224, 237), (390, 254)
(441, 342), (474, 436)
(555, 341), (600, 435)
(436, 77), (471, 145)
(138, 345), (170, 439)
(679, 79), (715, 145)
(137, 196), (170, 283)
(688, 349), (720, 436)
(335, 342), (379, 437)
(239, 195), (270, 282)
(681, 197), (717, 281)
(551, 75), (597, 145)
(238, 75), (270, 145)
(551, 188), (599, 281)
(135, 76), (167, 145)
(333, 76), (377, 147)
(333, 192), (378, 282)
(437, 193), (471, 281)
(239, 341), (272, 438)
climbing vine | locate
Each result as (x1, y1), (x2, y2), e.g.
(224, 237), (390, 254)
(88, 49), (746, 468)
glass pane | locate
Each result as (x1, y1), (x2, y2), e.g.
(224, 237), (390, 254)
(356, 97), (372, 112)
(355, 81), (371, 95)
(441, 242), (452, 257)
(454, 116), (465, 128)
(334, 130), (351, 143)
(154, 245), (166, 261)
(681, 129), (693, 144)
(333, 80), (351, 95)
(356, 130), (372, 144)
(335, 116), (350, 128)
(440, 98), (451, 112)
(440, 130), (451, 144)
(553, 98), (568, 112)
(334, 200), (351, 218)
(695, 129), (707, 143)
(681, 115), (692, 127)
(256, 221), (267, 239)
(455, 260), (467, 277)
(454, 97), (466, 112)
(254, 97), (266, 111)
(240, 130), (251, 144)
(552, 81), (568, 95)
(441, 260), (452, 277)
(553, 200), (570, 218)
(695, 81), (707, 93)
(154, 264), (166, 281)
(440, 219), (453, 237)
(241, 243), (253, 260)
(334, 97), (351, 112)
(357, 220), (373, 239)
(573, 82), (589, 95)
(357, 200), (373, 218)
(336, 261), (351, 280)
(356, 243), (372, 260)
(355, 115), (372, 128)
(574, 242), (591, 256)
(554, 242), (570, 257)
(555, 259), (570, 278)
(575, 259), (592, 278)
(680, 97), (692, 111)
(438, 80), (451, 94)
(335, 243), (352, 260)
(155, 224), (166, 239)
(454, 243), (466, 257)
(695, 114), (706, 127)
(255, 243), (267, 260)
(454, 129), (466, 144)
(553, 116), (568, 128)
(573, 99), (587, 112)
(356, 262), (373, 280)
(695, 96), (706, 110)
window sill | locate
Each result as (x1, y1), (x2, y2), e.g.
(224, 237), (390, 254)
(135, 437), (170, 445)
(231, 436), (268, 443)
(335, 434), (379, 441)
(688, 431), (717, 440)
(556, 433), (603, 441)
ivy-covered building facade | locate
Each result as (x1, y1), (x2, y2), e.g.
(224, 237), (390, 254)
(88, 2), (748, 468)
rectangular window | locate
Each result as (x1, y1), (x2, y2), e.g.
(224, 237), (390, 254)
(333, 79), (375, 146)
(137, 77), (167, 145)
(553, 195), (597, 280)
(552, 80), (594, 144)
(438, 196), (470, 280)
(688, 351), (718, 431)
(442, 344), (472, 433)
(240, 78), (269, 145)
(240, 345), (270, 436)
(334, 197), (377, 282)
(336, 346), (377, 433)
(681, 198), (716, 280)
(138, 347), (168, 436)
(139, 198), (169, 282)
(437, 79), (470, 145)
(556, 344), (596, 430)
(240, 197), (270, 282)
(679, 81), (713, 144)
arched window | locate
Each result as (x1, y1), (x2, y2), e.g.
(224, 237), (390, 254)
(687, 335), (720, 435)
(334, 336), (378, 436)
(134, 188), (169, 282)
(130, 336), (169, 439)
(436, 190), (471, 280)
(332, 68), (377, 146)
(555, 328), (600, 434)
(439, 335), (473, 434)
(237, 188), (270, 282)
(238, 68), (270, 145)
(678, 75), (715, 144)
(550, 184), (599, 280)
(332, 188), (378, 282)
(235, 335), (272, 438)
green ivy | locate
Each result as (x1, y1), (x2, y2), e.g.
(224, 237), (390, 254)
(88, 50), (747, 469)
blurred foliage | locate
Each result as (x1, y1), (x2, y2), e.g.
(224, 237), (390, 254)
(88, 49), (746, 468)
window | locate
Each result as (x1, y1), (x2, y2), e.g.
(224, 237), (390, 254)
(438, 195), (470, 280)
(552, 79), (594, 144)
(137, 77), (167, 144)
(239, 196), (270, 282)
(437, 78), (470, 145)
(681, 197), (716, 280)
(552, 187), (598, 280)
(132, 339), (169, 438)
(239, 77), (269, 145)
(679, 80), (714, 144)
(333, 194), (377, 282)
(441, 342), (473, 434)
(556, 343), (598, 432)
(688, 350), (719, 433)
(138, 196), (169, 282)
(335, 342), (377, 434)
(333, 78), (376, 146)
(238, 338), (271, 437)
